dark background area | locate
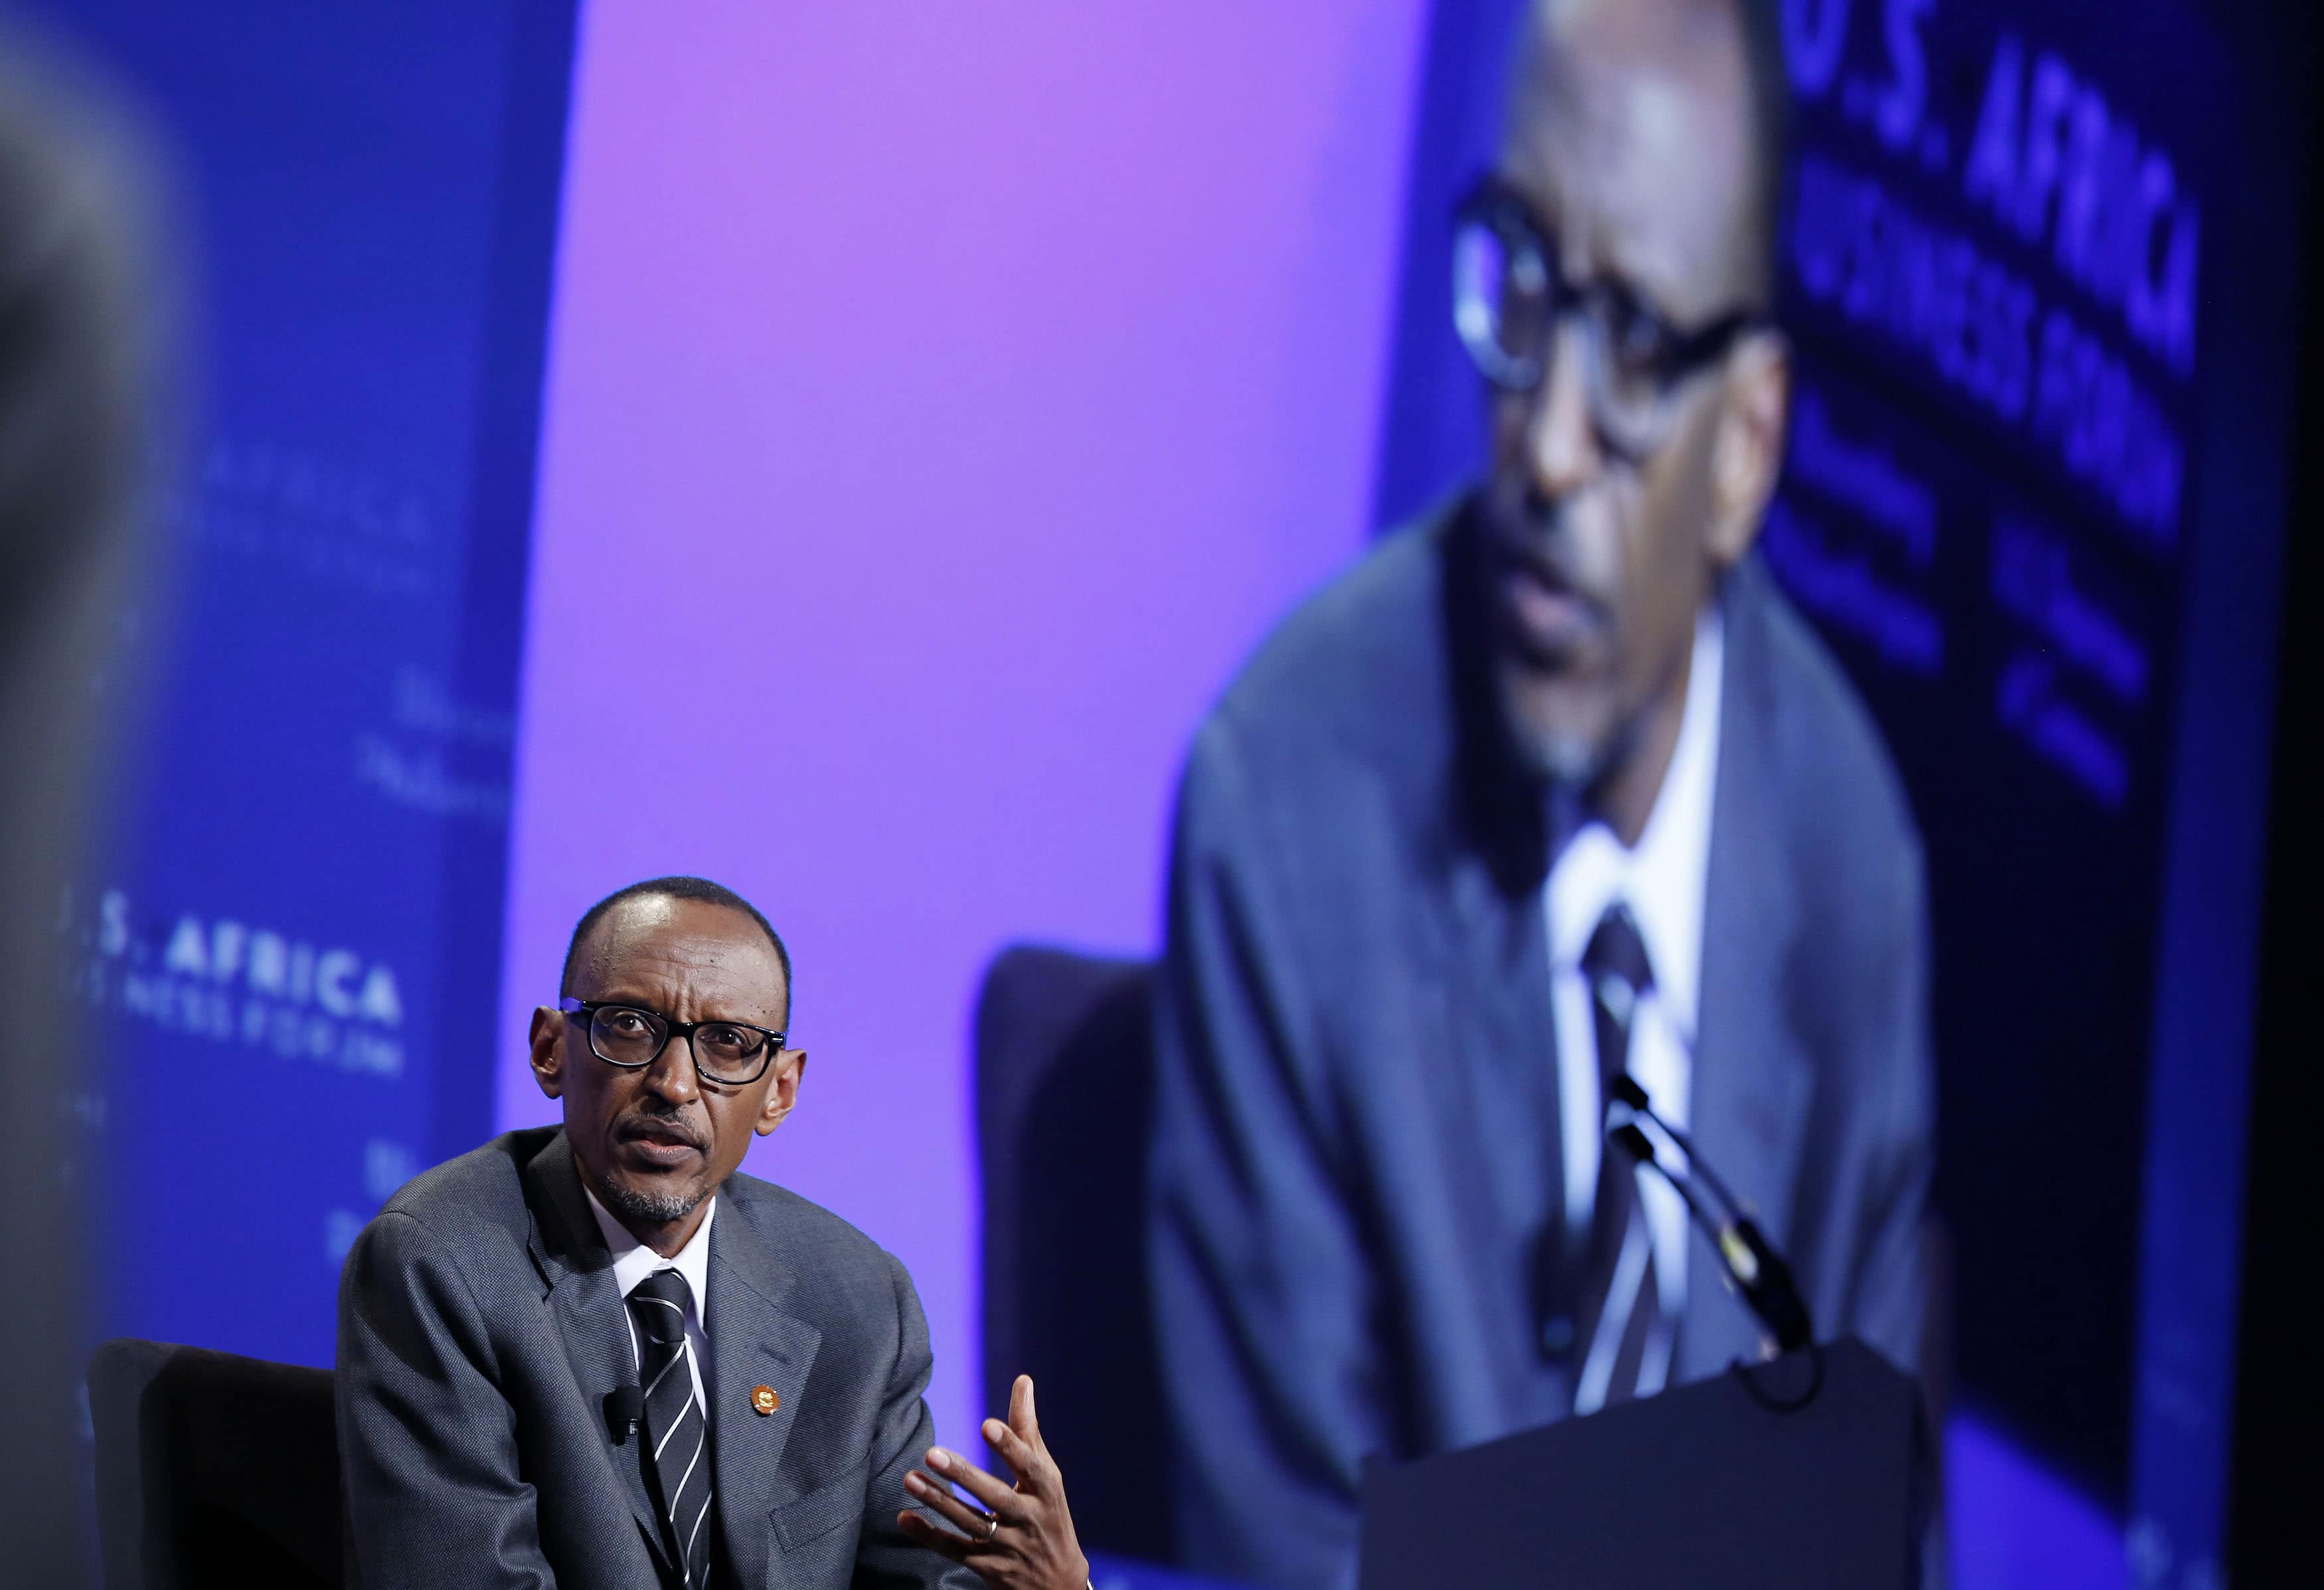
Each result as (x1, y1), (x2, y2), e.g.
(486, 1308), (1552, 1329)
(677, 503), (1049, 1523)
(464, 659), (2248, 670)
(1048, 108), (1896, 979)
(2228, 5), (2324, 1577)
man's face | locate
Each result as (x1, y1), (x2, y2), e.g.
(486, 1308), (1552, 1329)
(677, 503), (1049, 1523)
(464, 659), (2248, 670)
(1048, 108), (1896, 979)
(1481, 0), (1778, 786)
(529, 895), (802, 1238)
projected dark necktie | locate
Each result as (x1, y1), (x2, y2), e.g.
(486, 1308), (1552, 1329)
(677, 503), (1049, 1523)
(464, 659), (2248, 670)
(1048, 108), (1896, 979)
(629, 1269), (716, 1589)
(1572, 901), (1662, 1411)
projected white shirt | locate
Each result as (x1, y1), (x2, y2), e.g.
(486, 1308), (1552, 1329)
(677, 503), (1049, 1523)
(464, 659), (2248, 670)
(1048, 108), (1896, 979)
(1544, 606), (1722, 1403)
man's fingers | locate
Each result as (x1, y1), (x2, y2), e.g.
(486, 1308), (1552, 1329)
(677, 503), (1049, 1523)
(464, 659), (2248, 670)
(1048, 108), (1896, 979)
(981, 1415), (1046, 1489)
(1011, 1373), (1037, 1441)
(923, 1449), (1022, 1516)
(1006, 1372), (1055, 1472)
(904, 1468), (1003, 1537)
(902, 1470), (977, 1533)
(895, 1508), (972, 1563)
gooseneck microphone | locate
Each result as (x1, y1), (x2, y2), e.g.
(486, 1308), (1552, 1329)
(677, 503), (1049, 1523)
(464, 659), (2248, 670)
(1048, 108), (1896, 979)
(1607, 1075), (1744, 1220)
(1606, 1079), (1815, 1355)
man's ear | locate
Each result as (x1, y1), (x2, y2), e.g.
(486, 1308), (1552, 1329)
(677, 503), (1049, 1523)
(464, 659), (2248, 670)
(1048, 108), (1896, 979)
(1706, 329), (1789, 569)
(529, 1004), (566, 1099)
(755, 1050), (806, 1136)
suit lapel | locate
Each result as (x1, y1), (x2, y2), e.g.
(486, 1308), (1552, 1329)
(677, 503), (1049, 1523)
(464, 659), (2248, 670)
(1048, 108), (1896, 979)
(706, 1188), (824, 1590)
(522, 1132), (671, 1569)
(1426, 503), (1568, 1250)
(1431, 841), (1564, 1219)
(1685, 559), (1815, 1375)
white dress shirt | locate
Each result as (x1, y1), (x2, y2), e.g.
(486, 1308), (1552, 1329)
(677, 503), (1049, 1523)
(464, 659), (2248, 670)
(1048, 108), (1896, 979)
(1544, 608), (1722, 1407)
(587, 1186), (715, 1411)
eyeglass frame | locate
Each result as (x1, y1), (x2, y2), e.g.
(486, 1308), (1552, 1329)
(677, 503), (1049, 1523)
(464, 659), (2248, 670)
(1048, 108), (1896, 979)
(1451, 175), (1772, 459)
(557, 996), (790, 1087)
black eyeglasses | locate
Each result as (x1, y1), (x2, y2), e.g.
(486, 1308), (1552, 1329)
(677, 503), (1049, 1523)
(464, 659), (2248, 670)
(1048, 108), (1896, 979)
(558, 998), (788, 1087)
(1452, 175), (1770, 458)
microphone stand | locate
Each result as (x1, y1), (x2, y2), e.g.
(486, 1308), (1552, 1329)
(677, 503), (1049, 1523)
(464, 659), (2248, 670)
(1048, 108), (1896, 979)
(1606, 1084), (1822, 1409)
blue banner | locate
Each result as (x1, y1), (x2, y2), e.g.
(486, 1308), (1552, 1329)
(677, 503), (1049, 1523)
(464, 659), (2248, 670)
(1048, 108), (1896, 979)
(33, 0), (576, 1368)
(1767, 11), (2279, 1587)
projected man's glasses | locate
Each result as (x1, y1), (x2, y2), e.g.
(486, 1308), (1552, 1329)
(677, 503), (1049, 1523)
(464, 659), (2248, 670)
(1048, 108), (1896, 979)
(1452, 176), (1768, 459)
(557, 997), (786, 1086)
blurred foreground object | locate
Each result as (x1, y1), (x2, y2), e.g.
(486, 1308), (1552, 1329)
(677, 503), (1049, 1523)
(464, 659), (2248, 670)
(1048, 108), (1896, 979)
(0, 15), (169, 1585)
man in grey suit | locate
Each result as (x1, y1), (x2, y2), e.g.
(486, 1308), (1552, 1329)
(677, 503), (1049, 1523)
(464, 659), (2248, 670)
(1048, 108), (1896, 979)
(1149, 3), (1933, 1587)
(340, 877), (1092, 1590)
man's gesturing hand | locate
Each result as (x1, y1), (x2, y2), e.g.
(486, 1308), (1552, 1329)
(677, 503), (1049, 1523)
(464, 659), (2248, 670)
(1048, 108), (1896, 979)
(900, 1374), (1090, 1590)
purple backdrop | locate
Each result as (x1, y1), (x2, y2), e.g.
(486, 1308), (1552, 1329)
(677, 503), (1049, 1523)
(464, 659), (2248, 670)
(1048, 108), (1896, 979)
(497, 0), (1429, 1455)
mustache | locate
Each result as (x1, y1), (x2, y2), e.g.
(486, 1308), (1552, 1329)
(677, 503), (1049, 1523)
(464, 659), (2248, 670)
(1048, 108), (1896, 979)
(1488, 487), (1597, 585)
(1487, 530), (1612, 628)
(615, 1104), (705, 1150)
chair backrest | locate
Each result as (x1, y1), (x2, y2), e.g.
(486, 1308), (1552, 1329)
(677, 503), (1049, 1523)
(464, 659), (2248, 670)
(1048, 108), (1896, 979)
(973, 945), (1169, 1563)
(88, 1338), (342, 1590)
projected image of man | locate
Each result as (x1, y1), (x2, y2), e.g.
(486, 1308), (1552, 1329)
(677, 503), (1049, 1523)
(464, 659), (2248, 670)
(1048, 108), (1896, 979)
(1148, 3), (1934, 1587)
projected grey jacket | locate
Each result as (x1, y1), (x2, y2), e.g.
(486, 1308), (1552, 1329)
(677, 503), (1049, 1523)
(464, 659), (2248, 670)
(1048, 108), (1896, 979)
(1149, 500), (1934, 1590)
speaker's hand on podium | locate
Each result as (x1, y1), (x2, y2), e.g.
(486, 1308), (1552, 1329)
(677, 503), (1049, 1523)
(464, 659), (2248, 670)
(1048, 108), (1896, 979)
(900, 1373), (1092, 1590)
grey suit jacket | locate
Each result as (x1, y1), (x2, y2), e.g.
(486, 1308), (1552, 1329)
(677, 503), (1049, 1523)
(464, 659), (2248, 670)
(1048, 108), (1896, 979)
(1148, 501), (1934, 1590)
(337, 1126), (980, 1590)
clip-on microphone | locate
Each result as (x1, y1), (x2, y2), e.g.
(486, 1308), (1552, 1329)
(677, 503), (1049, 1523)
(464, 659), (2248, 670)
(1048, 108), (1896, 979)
(1605, 1075), (1814, 1356)
(604, 1386), (643, 1445)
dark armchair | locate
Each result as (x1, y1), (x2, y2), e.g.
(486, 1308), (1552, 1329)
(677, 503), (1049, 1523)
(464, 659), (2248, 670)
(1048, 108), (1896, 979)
(973, 946), (1170, 1565)
(88, 1338), (342, 1590)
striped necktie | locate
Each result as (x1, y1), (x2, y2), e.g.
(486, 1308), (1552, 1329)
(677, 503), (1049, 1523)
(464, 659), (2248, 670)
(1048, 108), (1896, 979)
(629, 1269), (716, 1588)
(1572, 901), (1668, 1413)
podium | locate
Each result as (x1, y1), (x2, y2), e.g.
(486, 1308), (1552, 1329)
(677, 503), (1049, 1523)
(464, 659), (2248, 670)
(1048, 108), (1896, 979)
(1358, 1338), (1932, 1590)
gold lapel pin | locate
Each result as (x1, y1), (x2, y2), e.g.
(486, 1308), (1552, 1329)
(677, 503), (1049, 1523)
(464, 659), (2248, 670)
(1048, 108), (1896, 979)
(750, 1384), (780, 1416)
